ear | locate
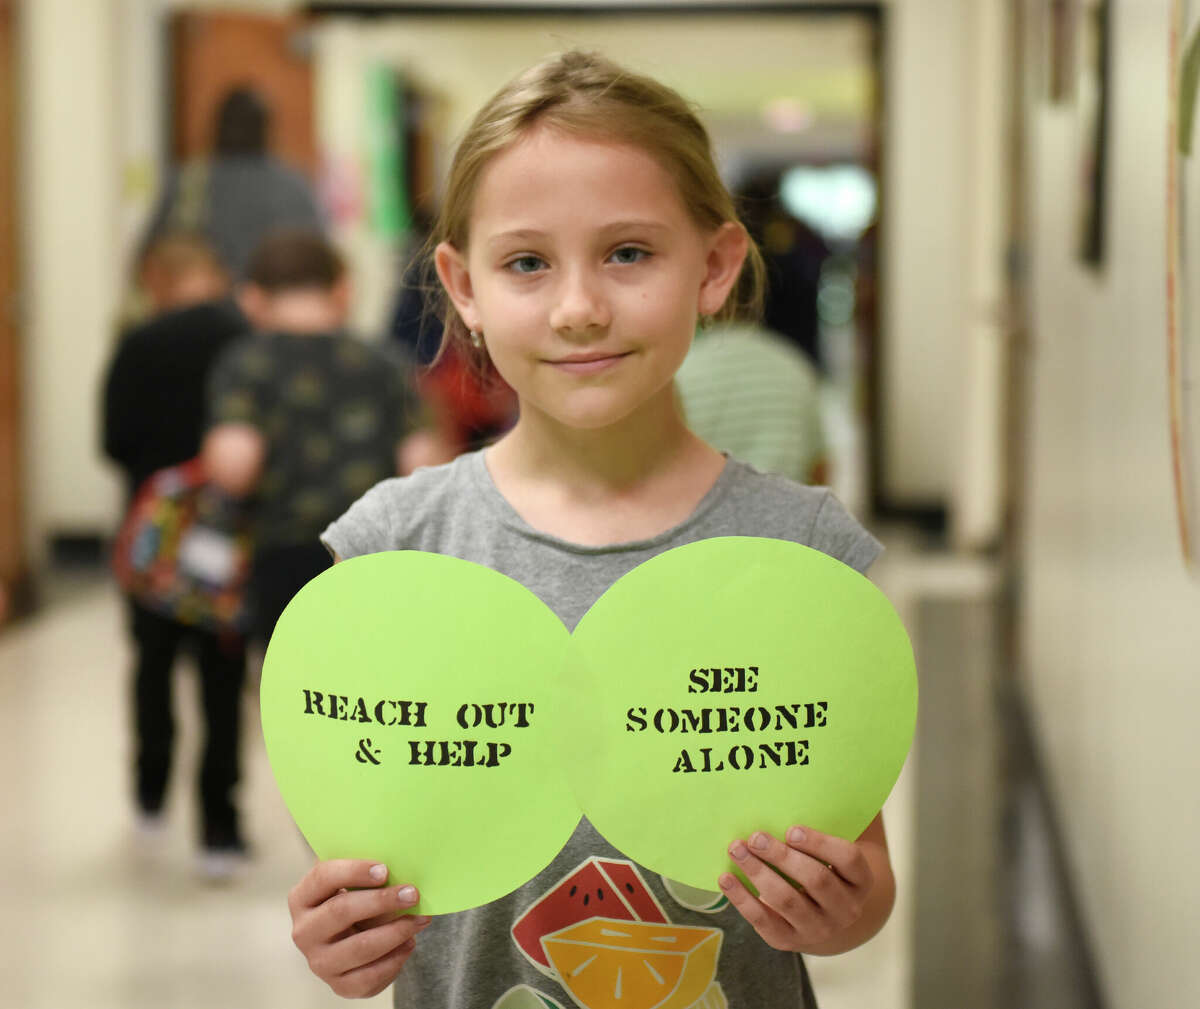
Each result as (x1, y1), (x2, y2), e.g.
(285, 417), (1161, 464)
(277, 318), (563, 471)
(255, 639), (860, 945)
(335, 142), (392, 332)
(433, 241), (480, 332)
(236, 284), (270, 330)
(697, 222), (750, 317)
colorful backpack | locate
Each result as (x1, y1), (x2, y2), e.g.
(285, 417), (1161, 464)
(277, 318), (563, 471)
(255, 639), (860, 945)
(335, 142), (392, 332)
(111, 458), (252, 633)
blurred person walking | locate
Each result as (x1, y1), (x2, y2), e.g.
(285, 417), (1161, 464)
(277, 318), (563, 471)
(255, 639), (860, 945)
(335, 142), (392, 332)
(203, 231), (418, 649)
(141, 86), (324, 283)
(675, 320), (828, 485)
(101, 234), (251, 879)
(737, 172), (830, 372)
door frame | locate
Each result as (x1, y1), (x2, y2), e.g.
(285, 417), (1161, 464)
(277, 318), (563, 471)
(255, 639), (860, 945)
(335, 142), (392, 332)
(0, 0), (29, 624)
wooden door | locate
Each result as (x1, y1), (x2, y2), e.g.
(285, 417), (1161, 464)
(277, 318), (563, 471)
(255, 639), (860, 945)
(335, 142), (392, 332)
(171, 10), (316, 177)
(0, 0), (26, 623)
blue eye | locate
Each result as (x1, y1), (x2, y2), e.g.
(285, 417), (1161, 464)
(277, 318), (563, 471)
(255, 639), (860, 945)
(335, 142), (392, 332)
(508, 255), (546, 274)
(610, 246), (649, 265)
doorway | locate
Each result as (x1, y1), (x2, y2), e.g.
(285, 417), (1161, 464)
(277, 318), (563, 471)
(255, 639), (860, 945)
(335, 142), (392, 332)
(302, 2), (887, 516)
(0, 0), (26, 623)
(170, 9), (317, 177)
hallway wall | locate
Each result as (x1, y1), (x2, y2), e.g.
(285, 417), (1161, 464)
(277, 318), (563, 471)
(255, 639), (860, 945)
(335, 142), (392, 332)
(19, 0), (124, 563)
(1020, 2), (1200, 1005)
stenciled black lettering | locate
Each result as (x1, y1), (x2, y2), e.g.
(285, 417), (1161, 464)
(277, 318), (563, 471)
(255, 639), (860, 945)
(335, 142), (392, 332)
(716, 707), (741, 733)
(408, 740), (437, 766)
(741, 706), (773, 732)
(727, 745), (754, 770)
(652, 708), (681, 734)
(758, 741), (784, 768)
(396, 700), (427, 728)
(302, 689), (326, 717)
(773, 704), (799, 730)
(669, 740), (812, 774)
(406, 739), (513, 767)
(486, 742), (512, 767)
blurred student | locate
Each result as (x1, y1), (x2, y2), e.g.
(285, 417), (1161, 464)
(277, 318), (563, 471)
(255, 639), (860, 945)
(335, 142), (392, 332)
(101, 233), (250, 878)
(737, 172), (830, 372)
(675, 321), (828, 485)
(141, 86), (324, 281)
(203, 231), (417, 648)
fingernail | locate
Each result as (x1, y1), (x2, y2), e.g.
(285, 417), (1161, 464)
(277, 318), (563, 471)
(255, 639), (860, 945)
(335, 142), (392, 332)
(411, 915), (432, 927)
(369, 864), (388, 882)
(718, 873), (736, 891)
(749, 831), (769, 851)
(397, 885), (418, 904)
(787, 827), (807, 845)
(729, 840), (749, 860)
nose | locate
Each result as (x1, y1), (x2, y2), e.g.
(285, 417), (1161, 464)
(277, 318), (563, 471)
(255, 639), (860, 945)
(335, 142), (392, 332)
(549, 267), (610, 338)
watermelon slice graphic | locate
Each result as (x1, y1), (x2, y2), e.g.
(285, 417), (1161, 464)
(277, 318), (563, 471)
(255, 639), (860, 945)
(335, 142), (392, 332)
(512, 858), (668, 974)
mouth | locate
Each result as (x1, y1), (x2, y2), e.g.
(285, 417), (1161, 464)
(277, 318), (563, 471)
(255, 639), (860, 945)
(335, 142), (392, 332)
(546, 351), (632, 375)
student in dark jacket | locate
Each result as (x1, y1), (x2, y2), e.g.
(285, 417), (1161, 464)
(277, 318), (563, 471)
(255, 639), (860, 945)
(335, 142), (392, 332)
(102, 234), (251, 880)
(203, 230), (418, 648)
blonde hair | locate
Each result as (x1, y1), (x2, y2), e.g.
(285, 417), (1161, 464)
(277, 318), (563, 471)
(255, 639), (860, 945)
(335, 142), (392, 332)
(429, 49), (766, 370)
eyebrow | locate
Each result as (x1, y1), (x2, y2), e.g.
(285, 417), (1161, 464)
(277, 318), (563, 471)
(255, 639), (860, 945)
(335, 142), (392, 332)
(485, 220), (672, 249)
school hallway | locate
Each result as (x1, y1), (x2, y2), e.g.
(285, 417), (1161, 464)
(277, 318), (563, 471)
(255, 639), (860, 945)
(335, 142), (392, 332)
(0, 530), (1102, 1009)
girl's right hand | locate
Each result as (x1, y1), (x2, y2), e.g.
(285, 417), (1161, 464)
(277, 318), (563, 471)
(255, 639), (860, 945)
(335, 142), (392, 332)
(288, 860), (433, 999)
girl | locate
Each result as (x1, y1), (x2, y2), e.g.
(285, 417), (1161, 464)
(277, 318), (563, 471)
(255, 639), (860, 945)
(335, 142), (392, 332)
(288, 50), (895, 1009)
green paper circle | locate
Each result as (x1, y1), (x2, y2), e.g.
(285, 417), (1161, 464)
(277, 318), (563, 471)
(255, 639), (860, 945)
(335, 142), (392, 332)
(260, 551), (579, 915)
(557, 536), (917, 891)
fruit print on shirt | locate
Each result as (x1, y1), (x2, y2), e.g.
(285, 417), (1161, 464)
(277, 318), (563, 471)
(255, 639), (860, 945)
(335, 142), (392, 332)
(492, 985), (566, 1009)
(506, 857), (729, 1009)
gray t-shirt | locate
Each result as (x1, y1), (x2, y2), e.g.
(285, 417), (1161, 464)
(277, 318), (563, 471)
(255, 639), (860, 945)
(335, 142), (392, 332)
(322, 450), (882, 1009)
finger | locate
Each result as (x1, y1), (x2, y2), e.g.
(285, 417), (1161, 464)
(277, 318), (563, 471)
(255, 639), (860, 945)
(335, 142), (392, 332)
(728, 837), (826, 925)
(330, 935), (420, 1000)
(785, 827), (872, 888)
(321, 914), (431, 979)
(289, 860), (391, 914)
(295, 884), (422, 950)
(716, 869), (797, 951)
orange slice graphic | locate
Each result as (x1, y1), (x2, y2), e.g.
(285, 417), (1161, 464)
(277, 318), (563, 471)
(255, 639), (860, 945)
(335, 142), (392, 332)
(542, 919), (722, 1009)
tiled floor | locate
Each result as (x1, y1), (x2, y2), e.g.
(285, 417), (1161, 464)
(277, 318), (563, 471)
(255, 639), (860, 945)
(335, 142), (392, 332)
(0, 535), (1099, 1009)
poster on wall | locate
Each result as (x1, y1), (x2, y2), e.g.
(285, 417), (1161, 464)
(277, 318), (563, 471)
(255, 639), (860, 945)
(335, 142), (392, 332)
(1076, 0), (1111, 267)
(1167, 0), (1200, 571)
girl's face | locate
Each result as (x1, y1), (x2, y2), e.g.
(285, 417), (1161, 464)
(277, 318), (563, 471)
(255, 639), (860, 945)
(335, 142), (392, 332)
(436, 127), (747, 432)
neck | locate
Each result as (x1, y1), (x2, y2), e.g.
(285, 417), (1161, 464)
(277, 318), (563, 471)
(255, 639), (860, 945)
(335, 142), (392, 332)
(490, 383), (704, 495)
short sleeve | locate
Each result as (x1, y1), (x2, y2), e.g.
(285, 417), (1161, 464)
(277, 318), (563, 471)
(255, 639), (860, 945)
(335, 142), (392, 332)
(807, 489), (883, 574)
(319, 478), (401, 561)
(207, 337), (268, 430)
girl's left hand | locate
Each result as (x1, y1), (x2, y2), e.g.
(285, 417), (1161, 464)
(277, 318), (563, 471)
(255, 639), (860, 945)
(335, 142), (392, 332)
(719, 826), (874, 953)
